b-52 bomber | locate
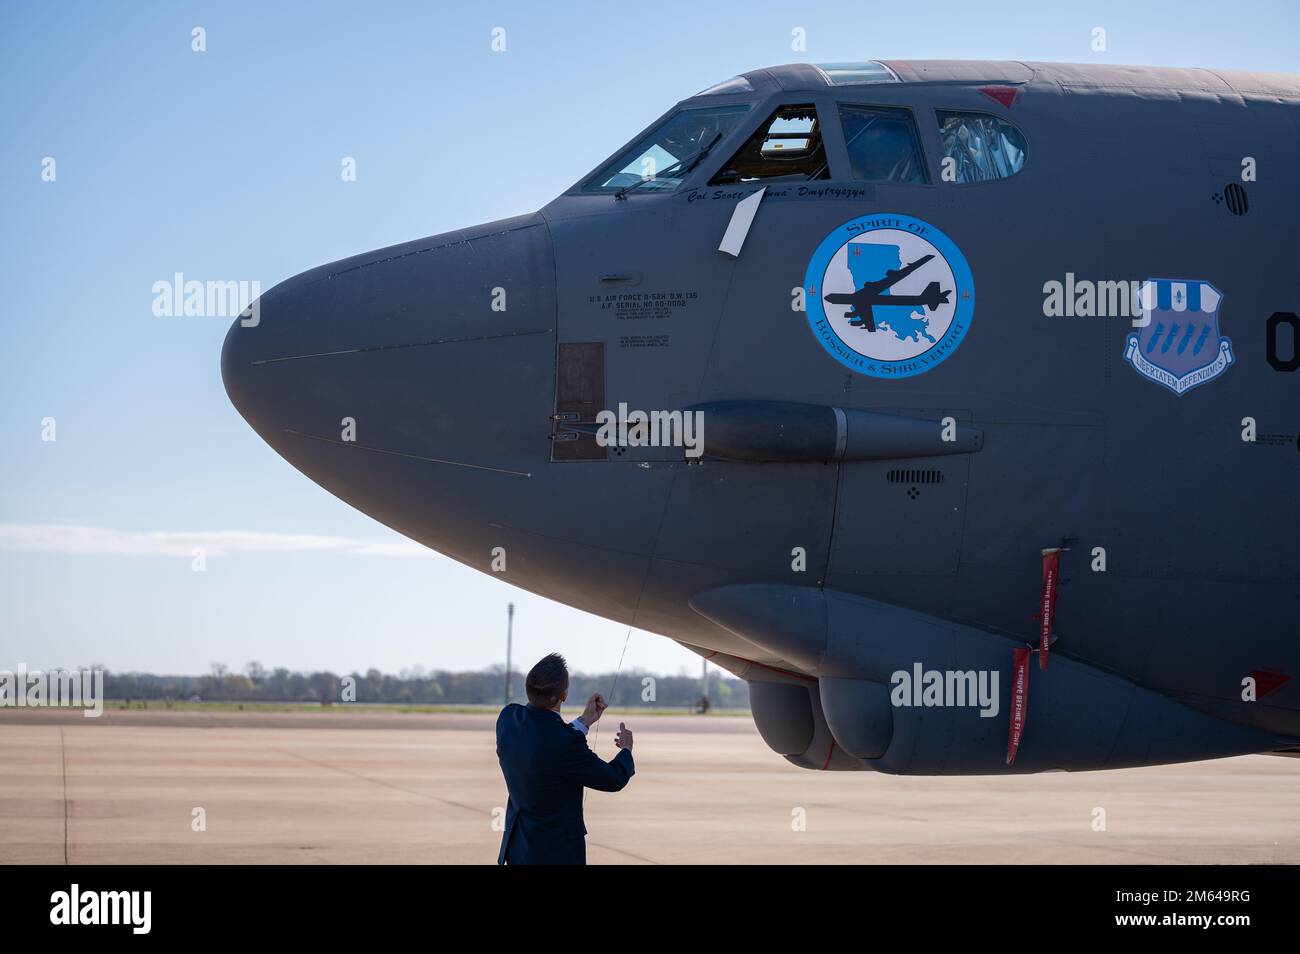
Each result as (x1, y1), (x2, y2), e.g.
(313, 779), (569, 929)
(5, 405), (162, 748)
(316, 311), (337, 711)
(224, 60), (1300, 775)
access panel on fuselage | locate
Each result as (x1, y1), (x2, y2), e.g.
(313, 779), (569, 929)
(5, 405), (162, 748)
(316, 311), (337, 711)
(542, 194), (742, 460)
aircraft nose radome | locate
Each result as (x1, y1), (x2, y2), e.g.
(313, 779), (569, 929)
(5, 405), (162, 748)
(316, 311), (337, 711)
(222, 216), (558, 541)
(220, 279), (298, 443)
(220, 300), (266, 436)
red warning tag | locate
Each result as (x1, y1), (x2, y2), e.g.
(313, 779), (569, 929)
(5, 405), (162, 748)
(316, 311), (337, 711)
(1006, 647), (1030, 766)
(1039, 548), (1061, 670)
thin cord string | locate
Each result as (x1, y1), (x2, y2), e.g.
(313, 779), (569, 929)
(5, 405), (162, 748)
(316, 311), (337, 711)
(591, 624), (633, 749)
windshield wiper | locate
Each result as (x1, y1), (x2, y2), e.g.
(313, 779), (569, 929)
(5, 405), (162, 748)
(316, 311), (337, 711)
(614, 132), (723, 201)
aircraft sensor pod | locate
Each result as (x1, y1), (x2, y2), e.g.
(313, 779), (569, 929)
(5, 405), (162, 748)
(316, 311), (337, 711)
(684, 399), (982, 462)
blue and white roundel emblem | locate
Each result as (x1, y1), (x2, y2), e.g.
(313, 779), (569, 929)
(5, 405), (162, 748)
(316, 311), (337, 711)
(804, 214), (975, 378)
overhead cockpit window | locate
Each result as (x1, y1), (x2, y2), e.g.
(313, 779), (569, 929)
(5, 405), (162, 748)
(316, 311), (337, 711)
(708, 104), (830, 185)
(838, 105), (927, 184)
(814, 62), (900, 86)
(583, 104), (751, 193)
(696, 75), (754, 96)
(936, 111), (1027, 182)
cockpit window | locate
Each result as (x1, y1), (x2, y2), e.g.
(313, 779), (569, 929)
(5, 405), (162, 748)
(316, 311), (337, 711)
(583, 104), (751, 193)
(708, 104), (830, 185)
(936, 111), (1027, 182)
(838, 104), (927, 184)
(696, 75), (754, 96)
(814, 62), (900, 86)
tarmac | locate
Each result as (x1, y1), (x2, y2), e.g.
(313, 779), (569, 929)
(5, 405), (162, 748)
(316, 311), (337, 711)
(2, 707), (1297, 864)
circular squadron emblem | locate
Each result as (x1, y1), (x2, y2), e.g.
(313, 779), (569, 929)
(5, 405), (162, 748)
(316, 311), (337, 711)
(804, 214), (975, 378)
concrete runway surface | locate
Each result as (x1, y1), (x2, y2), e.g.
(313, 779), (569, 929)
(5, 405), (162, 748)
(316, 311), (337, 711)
(2, 708), (1297, 864)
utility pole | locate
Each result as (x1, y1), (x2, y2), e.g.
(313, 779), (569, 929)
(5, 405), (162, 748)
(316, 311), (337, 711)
(505, 602), (515, 703)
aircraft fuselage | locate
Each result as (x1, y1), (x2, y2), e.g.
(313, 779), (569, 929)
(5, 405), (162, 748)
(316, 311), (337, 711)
(223, 60), (1300, 773)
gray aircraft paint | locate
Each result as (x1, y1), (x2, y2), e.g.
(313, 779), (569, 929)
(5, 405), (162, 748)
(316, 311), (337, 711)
(223, 61), (1300, 774)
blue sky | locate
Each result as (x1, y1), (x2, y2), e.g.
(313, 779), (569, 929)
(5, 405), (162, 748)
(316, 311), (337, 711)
(2, 0), (1295, 677)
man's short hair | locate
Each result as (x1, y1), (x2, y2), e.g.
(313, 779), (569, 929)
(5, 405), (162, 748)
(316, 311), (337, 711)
(526, 653), (569, 708)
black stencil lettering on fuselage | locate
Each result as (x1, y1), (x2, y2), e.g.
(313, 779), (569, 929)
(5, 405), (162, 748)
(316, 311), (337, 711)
(1266, 312), (1299, 372)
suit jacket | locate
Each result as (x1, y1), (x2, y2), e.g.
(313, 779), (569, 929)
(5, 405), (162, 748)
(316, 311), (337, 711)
(496, 702), (635, 865)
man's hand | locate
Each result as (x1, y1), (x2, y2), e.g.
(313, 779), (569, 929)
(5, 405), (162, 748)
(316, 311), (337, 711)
(579, 692), (607, 728)
(615, 722), (633, 752)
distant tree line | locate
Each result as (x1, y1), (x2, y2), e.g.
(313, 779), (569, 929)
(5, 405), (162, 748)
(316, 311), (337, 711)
(103, 662), (750, 709)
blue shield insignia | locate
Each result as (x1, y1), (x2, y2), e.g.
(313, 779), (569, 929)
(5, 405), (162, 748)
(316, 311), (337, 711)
(1124, 279), (1233, 396)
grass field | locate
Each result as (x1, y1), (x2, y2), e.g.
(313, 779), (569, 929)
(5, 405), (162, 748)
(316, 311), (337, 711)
(101, 699), (753, 717)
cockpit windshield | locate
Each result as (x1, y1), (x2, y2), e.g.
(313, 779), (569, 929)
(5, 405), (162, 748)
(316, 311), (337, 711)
(583, 104), (751, 193)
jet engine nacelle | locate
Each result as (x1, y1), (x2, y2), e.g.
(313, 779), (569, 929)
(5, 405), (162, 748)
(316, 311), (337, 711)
(747, 678), (869, 771)
(694, 584), (1280, 775)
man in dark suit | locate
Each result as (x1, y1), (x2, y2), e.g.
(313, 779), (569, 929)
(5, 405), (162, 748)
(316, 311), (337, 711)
(496, 652), (635, 865)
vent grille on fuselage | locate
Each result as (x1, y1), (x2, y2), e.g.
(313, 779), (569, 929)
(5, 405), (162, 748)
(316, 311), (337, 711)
(887, 469), (943, 485)
(1224, 183), (1249, 215)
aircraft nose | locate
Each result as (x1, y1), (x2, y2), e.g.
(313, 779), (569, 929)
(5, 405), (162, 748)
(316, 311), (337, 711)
(222, 215), (557, 525)
(219, 292), (277, 441)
